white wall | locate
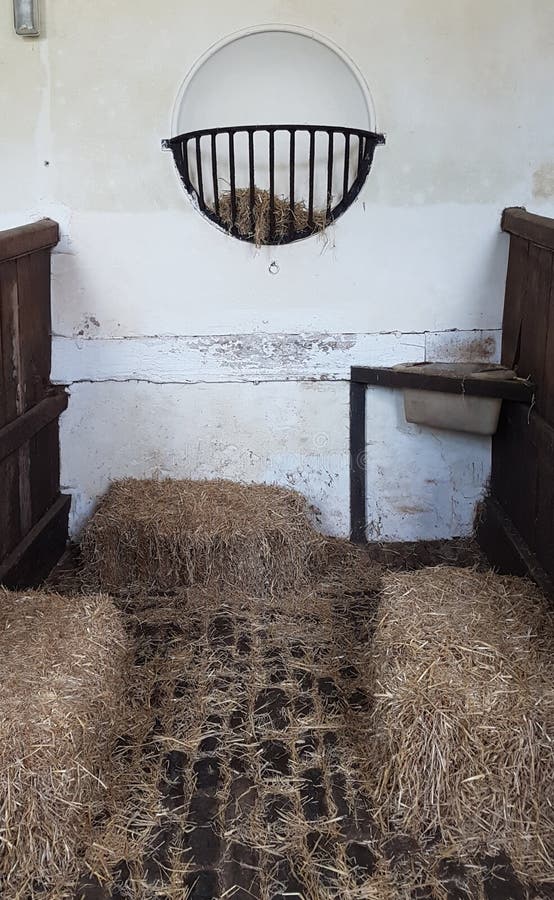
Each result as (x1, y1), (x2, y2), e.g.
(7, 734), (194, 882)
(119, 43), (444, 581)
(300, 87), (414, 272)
(2, 1), (554, 539)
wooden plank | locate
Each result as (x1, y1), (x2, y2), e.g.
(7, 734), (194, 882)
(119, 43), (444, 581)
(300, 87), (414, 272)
(542, 255), (554, 427)
(490, 402), (538, 550)
(0, 451), (21, 560)
(0, 260), (20, 428)
(489, 409), (554, 588)
(18, 444), (32, 536)
(535, 452), (554, 578)
(350, 380), (367, 543)
(502, 207), (554, 253)
(0, 266), (7, 428)
(475, 497), (528, 578)
(0, 390), (67, 462)
(0, 219), (59, 264)
(350, 366), (535, 402)
(528, 408), (554, 455)
(6, 257), (32, 541)
(517, 243), (553, 389)
(29, 420), (60, 524)
(16, 250), (52, 411)
(500, 236), (528, 369)
(0, 222), (62, 582)
(0, 493), (70, 589)
(526, 411), (554, 577)
(476, 496), (554, 598)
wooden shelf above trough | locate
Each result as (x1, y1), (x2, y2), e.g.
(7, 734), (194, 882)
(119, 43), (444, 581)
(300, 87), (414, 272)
(351, 362), (535, 403)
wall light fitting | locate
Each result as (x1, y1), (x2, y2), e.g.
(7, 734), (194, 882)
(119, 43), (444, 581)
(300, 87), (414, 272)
(13, 0), (40, 36)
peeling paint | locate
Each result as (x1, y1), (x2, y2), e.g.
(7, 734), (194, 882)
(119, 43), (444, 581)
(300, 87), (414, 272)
(189, 332), (357, 368)
(51, 329), (500, 385)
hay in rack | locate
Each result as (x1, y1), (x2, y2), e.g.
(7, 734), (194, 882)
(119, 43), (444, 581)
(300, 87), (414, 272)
(0, 589), (130, 898)
(80, 478), (327, 595)
(365, 566), (554, 880)
(216, 187), (328, 245)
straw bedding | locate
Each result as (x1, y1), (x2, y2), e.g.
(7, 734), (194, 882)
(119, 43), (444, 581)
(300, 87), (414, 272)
(216, 187), (328, 245)
(366, 566), (554, 881)
(60, 558), (548, 899)
(80, 478), (327, 596)
(18, 473), (552, 897)
(0, 590), (130, 898)
(63, 579), (387, 899)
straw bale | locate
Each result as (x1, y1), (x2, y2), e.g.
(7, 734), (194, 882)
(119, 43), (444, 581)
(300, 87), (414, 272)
(80, 478), (327, 595)
(367, 566), (554, 879)
(0, 590), (130, 898)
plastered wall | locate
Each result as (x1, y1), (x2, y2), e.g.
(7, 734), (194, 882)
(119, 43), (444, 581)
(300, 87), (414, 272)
(1, 1), (553, 538)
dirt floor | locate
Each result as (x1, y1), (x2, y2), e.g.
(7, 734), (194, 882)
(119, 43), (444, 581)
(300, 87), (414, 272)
(42, 539), (546, 900)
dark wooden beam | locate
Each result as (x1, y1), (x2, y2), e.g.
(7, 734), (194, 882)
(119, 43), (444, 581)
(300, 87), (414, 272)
(502, 207), (554, 253)
(476, 496), (554, 599)
(528, 407), (554, 456)
(0, 390), (68, 462)
(350, 365), (534, 403)
(500, 235), (529, 369)
(0, 219), (59, 264)
(0, 493), (70, 589)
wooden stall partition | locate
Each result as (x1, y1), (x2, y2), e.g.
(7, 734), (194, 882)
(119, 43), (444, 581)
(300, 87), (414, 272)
(477, 209), (554, 595)
(0, 219), (70, 588)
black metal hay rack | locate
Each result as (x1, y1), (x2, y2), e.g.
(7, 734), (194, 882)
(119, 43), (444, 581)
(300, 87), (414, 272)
(162, 124), (385, 245)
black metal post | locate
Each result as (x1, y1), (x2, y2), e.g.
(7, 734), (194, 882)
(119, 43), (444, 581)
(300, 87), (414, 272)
(349, 378), (367, 543)
(211, 133), (219, 216)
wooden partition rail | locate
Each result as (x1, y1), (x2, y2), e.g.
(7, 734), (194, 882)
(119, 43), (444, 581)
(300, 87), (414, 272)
(0, 219), (70, 588)
(476, 208), (554, 595)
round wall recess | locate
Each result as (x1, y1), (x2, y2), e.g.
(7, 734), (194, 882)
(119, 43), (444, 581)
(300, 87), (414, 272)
(163, 26), (384, 245)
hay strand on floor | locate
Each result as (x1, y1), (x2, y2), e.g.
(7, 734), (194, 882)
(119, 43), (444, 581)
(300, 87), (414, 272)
(216, 187), (328, 245)
(317, 537), (381, 600)
(80, 478), (327, 595)
(0, 590), (130, 898)
(365, 566), (554, 880)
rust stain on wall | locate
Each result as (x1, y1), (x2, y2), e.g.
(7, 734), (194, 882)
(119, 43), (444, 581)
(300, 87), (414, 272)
(429, 334), (497, 362)
(396, 504), (430, 515)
